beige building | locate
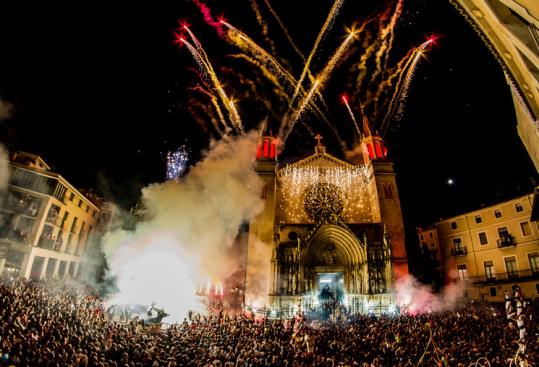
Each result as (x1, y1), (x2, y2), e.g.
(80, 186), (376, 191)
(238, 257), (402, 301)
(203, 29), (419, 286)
(0, 152), (102, 280)
(452, 0), (539, 170)
(435, 193), (539, 301)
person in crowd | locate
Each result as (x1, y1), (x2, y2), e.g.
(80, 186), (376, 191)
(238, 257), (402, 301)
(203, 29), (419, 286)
(0, 275), (537, 367)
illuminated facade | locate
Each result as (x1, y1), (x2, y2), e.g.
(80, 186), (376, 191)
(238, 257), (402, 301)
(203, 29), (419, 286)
(435, 193), (539, 301)
(452, 0), (539, 170)
(0, 152), (107, 280)
(245, 124), (408, 314)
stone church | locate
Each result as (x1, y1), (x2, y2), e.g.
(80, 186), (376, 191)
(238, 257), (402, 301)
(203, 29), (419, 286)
(245, 121), (408, 315)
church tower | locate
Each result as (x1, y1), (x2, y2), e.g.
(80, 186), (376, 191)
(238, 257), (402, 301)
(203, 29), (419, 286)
(244, 129), (278, 307)
(361, 116), (408, 278)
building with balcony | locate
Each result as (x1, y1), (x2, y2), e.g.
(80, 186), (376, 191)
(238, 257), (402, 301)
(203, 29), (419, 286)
(0, 152), (105, 280)
(434, 192), (539, 301)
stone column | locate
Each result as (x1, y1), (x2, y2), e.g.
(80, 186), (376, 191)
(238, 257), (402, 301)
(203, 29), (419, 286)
(52, 259), (61, 279)
(39, 257), (49, 279)
(20, 251), (35, 279)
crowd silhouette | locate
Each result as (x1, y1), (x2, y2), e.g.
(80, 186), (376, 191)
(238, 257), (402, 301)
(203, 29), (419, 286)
(0, 276), (537, 367)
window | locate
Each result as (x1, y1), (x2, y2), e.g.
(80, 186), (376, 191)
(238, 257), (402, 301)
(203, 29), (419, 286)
(78, 199), (83, 208)
(505, 257), (518, 278)
(457, 264), (467, 280)
(498, 227), (509, 236)
(61, 211), (69, 227)
(69, 193), (75, 201)
(70, 217), (78, 234)
(85, 206), (90, 213)
(479, 232), (488, 245)
(429, 232), (433, 239)
(494, 210), (502, 218)
(520, 222), (532, 236)
(536, 284), (539, 294)
(383, 183), (394, 199)
(529, 253), (539, 274)
(260, 183), (268, 200)
(475, 215), (482, 224)
(515, 203), (524, 213)
(484, 260), (495, 280)
(453, 238), (464, 251)
(490, 287), (497, 297)
(46, 205), (61, 224)
(420, 234), (424, 240)
(451, 222), (457, 230)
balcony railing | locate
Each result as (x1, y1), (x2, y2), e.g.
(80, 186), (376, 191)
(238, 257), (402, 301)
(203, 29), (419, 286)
(451, 246), (467, 256)
(471, 269), (539, 285)
(497, 234), (515, 248)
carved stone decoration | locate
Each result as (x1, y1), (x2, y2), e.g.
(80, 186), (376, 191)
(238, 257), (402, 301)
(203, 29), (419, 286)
(303, 182), (344, 221)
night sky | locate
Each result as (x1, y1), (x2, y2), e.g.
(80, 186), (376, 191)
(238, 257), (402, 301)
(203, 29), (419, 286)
(0, 0), (536, 235)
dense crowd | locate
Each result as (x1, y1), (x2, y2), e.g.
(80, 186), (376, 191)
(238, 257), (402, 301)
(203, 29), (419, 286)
(0, 277), (537, 367)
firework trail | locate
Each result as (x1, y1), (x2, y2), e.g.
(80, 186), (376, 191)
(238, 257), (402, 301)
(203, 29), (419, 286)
(188, 85), (228, 133)
(192, 0), (224, 37)
(180, 34), (244, 133)
(355, 38), (380, 95)
(342, 95), (362, 139)
(222, 21), (291, 87)
(229, 54), (289, 101)
(368, 48), (415, 119)
(289, 0), (345, 107)
(381, 38), (433, 134)
(262, 0), (305, 61)
(283, 32), (356, 139)
(283, 80), (318, 141)
(250, 0), (277, 55)
(259, 0), (327, 110)
(370, 0), (403, 84)
(222, 21), (332, 126)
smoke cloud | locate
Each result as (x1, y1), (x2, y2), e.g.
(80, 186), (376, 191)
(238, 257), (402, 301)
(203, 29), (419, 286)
(394, 274), (464, 314)
(102, 133), (263, 321)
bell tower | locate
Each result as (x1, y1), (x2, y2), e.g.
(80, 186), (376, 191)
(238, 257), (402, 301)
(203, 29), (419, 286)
(245, 126), (278, 307)
(361, 116), (409, 279)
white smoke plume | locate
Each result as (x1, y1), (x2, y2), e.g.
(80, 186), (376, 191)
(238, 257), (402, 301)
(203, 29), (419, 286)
(102, 133), (264, 321)
(244, 236), (272, 309)
(395, 274), (465, 314)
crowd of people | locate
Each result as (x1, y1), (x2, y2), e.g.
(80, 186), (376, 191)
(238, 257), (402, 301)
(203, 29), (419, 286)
(0, 276), (537, 367)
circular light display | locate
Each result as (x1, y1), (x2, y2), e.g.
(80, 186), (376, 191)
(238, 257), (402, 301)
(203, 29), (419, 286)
(303, 182), (344, 221)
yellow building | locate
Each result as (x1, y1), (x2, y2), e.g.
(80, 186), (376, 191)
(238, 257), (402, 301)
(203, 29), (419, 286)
(452, 0), (539, 170)
(435, 193), (539, 301)
(0, 152), (102, 279)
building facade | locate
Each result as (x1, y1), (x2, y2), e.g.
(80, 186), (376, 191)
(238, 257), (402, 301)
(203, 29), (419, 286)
(244, 125), (408, 315)
(435, 193), (539, 301)
(0, 152), (103, 280)
(453, 0), (539, 170)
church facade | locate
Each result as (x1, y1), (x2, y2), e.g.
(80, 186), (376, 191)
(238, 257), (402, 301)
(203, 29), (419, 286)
(245, 125), (408, 315)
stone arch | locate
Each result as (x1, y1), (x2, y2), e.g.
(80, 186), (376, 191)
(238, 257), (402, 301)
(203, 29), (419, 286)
(303, 224), (366, 266)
